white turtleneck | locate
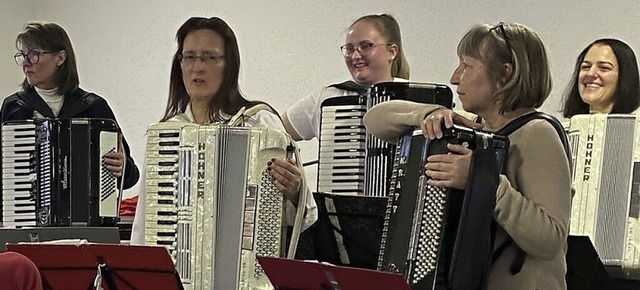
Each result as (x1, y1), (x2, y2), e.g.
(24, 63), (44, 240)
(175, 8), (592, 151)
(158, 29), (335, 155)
(34, 87), (65, 118)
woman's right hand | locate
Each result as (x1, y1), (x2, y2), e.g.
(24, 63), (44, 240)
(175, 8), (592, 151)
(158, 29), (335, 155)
(421, 108), (483, 139)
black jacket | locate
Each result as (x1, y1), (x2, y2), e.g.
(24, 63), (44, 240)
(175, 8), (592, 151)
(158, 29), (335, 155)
(1, 87), (140, 189)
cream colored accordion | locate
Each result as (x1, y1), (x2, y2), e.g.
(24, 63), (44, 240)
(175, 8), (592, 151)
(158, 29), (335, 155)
(566, 114), (640, 279)
(143, 122), (291, 289)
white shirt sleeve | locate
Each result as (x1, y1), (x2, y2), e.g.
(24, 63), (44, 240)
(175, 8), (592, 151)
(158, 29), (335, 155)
(285, 85), (360, 141)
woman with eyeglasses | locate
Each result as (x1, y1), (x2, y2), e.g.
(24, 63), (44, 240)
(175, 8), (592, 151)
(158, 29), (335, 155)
(363, 22), (571, 289)
(282, 13), (409, 141)
(562, 38), (640, 117)
(0, 21), (140, 222)
(130, 17), (317, 245)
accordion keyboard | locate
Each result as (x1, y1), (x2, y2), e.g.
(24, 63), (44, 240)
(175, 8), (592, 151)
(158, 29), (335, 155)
(2, 122), (38, 227)
(318, 102), (367, 195)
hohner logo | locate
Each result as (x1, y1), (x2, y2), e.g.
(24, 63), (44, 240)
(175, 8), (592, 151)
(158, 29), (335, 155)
(62, 156), (69, 189)
(583, 134), (594, 181)
(197, 142), (205, 198)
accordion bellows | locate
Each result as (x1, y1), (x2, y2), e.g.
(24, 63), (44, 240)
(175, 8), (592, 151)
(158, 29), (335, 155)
(143, 122), (290, 290)
(567, 113), (640, 279)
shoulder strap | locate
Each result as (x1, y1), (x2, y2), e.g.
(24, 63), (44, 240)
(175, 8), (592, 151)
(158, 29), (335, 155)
(227, 103), (277, 126)
(328, 80), (367, 94)
(59, 90), (101, 118)
(491, 111), (571, 276)
(497, 111), (570, 164)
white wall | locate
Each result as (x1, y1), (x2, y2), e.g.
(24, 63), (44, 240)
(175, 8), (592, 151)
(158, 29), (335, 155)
(1, 0), (639, 197)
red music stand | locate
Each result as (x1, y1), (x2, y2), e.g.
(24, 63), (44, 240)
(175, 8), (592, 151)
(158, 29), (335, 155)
(6, 243), (181, 290)
(257, 256), (411, 290)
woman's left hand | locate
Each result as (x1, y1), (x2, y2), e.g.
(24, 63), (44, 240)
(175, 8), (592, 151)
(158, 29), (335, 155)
(268, 158), (302, 206)
(425, 143), (473, 189)
(104, 151), (125, 178)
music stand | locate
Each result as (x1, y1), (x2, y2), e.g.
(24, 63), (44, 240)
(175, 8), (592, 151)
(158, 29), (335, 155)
(565, 235), (610, 290)
(7, 243), (182, 290)
(257, 256), (411, 290)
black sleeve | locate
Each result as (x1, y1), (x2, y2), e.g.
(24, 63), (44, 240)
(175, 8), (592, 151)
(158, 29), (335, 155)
(84, 98), (140, 190)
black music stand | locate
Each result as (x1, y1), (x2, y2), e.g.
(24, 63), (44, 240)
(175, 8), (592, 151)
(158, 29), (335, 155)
(7, 243), (182, 290)
(566, 235), (610, 290)
(295, 192), (387, 269)
(257, 256), (411, 290)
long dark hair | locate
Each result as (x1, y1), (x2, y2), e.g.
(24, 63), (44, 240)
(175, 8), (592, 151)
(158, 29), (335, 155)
(161, 17), (273, 122)
(16, 21), (79, 95)
(562, 38), (640, 118)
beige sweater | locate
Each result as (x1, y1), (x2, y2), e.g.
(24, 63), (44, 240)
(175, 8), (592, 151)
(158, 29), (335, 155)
(364, 100), (572, 290)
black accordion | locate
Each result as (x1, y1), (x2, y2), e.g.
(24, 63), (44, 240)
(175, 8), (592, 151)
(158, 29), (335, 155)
(378, 126), (509, 290)
(318, 82), (453, 197)
(1, 118), (120, 228)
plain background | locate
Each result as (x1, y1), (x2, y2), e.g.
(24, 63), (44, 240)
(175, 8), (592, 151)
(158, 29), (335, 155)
(1, 0), (639, 198)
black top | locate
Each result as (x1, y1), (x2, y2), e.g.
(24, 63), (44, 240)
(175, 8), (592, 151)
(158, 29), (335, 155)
(1, 87), (140, 190)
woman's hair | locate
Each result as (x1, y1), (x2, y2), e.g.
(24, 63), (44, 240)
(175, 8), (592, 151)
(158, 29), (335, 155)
(161, 17), (274, 122)
(456, 22), (552, 113)
(351, 14), (410, 79)
(16, 21), (79, 95)
(562, 38), (640, 118)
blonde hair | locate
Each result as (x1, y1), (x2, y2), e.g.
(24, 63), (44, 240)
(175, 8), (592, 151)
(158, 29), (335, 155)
(351, 14), (410, 79)
(457, 22), (552, 113)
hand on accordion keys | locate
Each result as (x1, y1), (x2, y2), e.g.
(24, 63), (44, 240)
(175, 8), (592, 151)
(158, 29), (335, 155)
(425, 143), (473, 190)
(267, 158), (302, 206)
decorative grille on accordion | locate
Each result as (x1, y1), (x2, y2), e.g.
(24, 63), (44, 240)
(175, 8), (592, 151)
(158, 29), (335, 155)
(1, 119), (120, 228)
(566, 114), (640, 279)
(143, 122), (291, 290)
(378, 127), (508, 290)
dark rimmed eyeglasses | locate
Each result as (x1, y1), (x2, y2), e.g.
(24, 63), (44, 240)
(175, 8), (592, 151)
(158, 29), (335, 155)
(490, 22), (513, 60)
(14, 50), (59, 66)
(178, 52), (225, 65)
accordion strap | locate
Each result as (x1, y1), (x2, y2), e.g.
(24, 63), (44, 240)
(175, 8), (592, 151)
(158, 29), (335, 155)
(227, 104), (278, 126)
(491, 111), (571, 276)
(448, 132), (500, 290)
(328, 80), (367, 94)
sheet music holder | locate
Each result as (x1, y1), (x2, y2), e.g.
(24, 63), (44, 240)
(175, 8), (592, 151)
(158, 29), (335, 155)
(6, 243), (182, 290)
(257, 256), (411, 290)
(0, 227), (121, 252)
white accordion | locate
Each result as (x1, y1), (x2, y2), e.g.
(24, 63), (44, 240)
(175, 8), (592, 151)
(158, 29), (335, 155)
(143, 122), (291, 289)
(566, 114), (640, 279)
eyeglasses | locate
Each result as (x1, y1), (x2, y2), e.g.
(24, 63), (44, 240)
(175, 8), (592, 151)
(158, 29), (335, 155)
(178, 52), (225, 65)
(340, 42), (391, 58)
(490, 22), (513, 60)
(14, 50), (59, 66)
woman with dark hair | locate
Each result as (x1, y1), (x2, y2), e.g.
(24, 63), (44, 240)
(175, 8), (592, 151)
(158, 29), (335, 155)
(0, 21), (140, 224)
(283, 13), (410, 141)
(562, 38), (640, 117)
(130, 17), (317, 244)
